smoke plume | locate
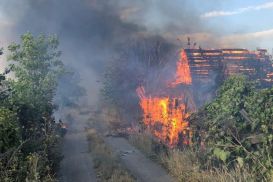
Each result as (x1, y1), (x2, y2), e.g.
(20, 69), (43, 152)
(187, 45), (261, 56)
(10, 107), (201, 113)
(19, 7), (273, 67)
(0, 0), (206, 105)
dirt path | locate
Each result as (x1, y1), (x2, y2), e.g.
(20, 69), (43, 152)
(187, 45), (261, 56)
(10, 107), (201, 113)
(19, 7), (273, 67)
(59, 110), (175, 182)
(105, 136), (176, 182)
(60, 113), (97, 182)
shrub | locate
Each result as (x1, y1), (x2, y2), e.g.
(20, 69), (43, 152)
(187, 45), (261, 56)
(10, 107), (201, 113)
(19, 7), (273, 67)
(190, 76), (273, 180)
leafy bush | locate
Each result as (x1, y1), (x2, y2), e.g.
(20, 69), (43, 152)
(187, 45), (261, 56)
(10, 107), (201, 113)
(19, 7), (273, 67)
(190, 75), (273, 180)
(0, 108), (20, 153)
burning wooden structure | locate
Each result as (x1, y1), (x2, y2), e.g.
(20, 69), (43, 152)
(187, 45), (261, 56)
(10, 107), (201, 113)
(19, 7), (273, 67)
(137, 47), (273, 146)
(186, 48), (273, 105)
(186, 48), (273, 85)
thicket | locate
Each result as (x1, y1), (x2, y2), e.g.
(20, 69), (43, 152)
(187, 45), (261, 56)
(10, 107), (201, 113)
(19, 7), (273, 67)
(190, 75), (273, 180)
(0, 33), (65, 181)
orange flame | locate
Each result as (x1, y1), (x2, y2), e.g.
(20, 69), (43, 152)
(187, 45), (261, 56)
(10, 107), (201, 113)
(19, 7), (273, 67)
(136, 49), (193, 146)
(171, 50), (192, 86)
(136, 87), (190, 146)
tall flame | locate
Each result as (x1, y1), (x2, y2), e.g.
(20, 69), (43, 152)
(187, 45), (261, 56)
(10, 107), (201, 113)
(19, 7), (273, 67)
(171, 50), (192, 86)
(136, 49), (193, 146)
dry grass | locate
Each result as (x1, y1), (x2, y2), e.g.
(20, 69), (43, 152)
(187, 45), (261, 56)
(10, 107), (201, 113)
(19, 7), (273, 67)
(160, 149), (208, 182)
(99, 107), (122, 127)
(160, 149), (256, 182)
(87, 129), (135, 182)
(129, 133), (256, 182)
(128, 132), (154, 156)
(108, 170), (135, 182)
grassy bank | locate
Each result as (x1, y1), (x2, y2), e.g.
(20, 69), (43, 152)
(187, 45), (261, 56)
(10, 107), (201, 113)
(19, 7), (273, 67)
(87, 128), (135, 182)
(129, 133), (255, 182)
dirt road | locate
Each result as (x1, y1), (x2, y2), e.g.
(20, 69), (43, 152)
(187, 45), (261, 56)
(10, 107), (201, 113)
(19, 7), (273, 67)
(105, 136), (176, 182)
(59, 113), (97, 182)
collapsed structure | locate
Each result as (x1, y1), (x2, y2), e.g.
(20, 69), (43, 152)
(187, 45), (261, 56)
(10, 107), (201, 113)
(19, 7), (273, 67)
(137, 46), (273, 146)
(186, 48), (273, 105)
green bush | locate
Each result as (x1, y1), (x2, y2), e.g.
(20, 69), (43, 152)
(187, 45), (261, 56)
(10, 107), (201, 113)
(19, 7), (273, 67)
(190, 76), (273, 180)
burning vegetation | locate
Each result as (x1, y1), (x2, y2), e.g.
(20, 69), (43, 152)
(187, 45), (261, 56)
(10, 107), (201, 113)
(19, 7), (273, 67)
(136, 87), (190, 146)
(136, 46), (273, 147)
(101, 39), (273, 180)
(136, 49), (196, 146)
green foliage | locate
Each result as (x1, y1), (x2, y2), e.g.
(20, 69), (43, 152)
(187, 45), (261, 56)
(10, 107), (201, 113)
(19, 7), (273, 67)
(0, 149), (27, 182)
(7, 32), (64, 116)
(7, 33), (65, 139)
(0, 33), (64, 181)
(0, 52), (19, 153)
(190, 75), (273, 180)
(0, 108), (20, 153)
(206, 75), (255, 119)
(25, 153), (40, 182)
(212, 148), (230, 163)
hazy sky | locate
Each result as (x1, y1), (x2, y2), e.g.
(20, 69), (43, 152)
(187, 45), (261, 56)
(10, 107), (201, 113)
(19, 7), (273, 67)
(116, 0), (273, 49)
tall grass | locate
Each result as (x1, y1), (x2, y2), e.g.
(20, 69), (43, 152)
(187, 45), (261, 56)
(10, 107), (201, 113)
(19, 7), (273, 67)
(129, 133), (257, 182)
(161, 149), (256, 182)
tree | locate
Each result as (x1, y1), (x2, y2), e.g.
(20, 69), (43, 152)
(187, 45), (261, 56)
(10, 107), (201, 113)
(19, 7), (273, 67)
(0, 33), (66, 181)
(7, 33), (64, 138)
(0, 48), (20, 153)
(0, 108), (19, 153)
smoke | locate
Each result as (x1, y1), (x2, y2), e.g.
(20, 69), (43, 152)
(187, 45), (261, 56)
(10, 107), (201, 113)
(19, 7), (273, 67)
(0, 0), (207, 106)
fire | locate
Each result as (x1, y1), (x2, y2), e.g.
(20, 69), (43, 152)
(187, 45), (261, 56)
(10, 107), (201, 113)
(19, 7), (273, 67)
(136, 87), (190, 146)
(171, 50), (192, 86)
(136, 49), (193, 146)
